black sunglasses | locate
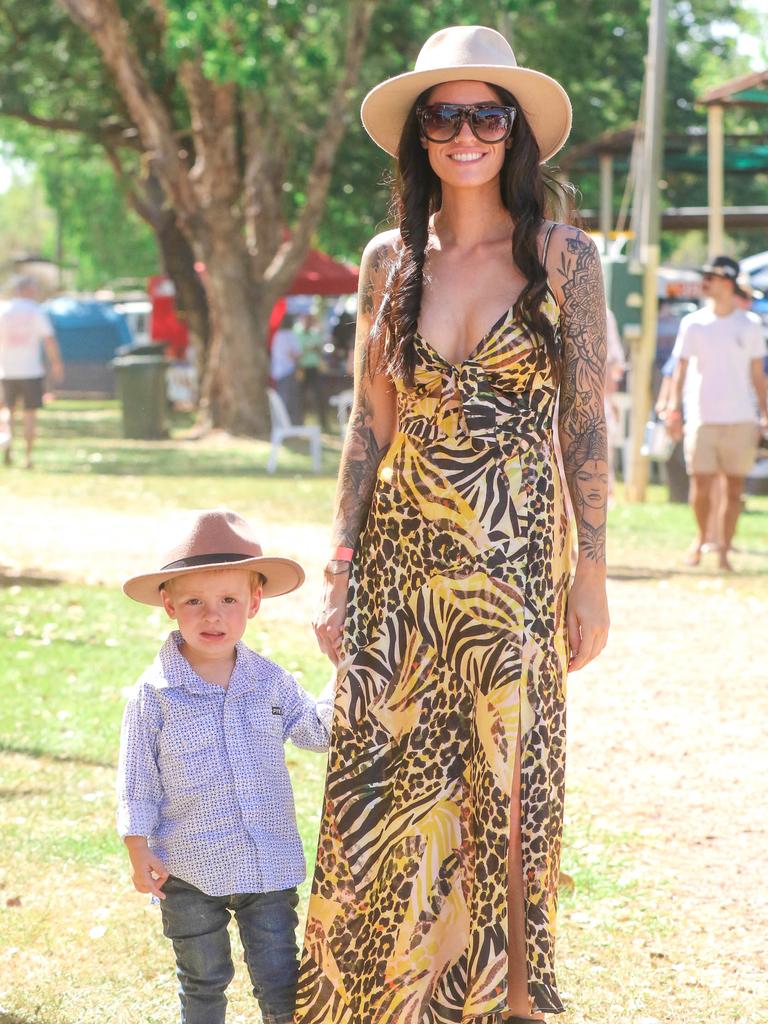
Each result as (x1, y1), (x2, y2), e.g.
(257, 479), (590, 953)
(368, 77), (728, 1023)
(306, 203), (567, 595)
(416, 102), (516, 144)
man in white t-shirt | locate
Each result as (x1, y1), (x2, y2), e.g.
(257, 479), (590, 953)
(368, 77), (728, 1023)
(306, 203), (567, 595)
(665, 255), (768, 570)
(0, 275), (63, 468)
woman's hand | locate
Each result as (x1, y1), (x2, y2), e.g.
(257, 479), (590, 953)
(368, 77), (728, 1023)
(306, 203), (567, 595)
(566, 568), (610, 672)
(313, 569), (350, 665)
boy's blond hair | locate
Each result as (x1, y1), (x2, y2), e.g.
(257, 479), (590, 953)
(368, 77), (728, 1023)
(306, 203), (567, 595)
(163, 568), (265, 596)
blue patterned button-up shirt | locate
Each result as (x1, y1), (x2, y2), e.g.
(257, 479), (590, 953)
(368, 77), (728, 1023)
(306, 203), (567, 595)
(116, 631), (332, 897)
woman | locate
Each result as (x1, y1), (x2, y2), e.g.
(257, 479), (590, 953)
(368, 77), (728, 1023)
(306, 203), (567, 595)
(299, 25), (610, 1024)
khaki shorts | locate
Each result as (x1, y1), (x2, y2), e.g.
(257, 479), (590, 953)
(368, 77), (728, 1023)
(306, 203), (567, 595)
(684, 422), (759, 477)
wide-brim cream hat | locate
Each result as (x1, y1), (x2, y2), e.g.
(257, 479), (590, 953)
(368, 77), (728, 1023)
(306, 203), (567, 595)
(123, 509), (304, 606)
(361, 25), (572, 163)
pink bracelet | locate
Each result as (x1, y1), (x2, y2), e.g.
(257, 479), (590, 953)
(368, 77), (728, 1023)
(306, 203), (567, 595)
(332, 546), (354, 562)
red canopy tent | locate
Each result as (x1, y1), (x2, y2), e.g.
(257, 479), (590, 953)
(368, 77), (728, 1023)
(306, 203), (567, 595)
(150, 248), (359, 356)
(286, 248), (359, 296)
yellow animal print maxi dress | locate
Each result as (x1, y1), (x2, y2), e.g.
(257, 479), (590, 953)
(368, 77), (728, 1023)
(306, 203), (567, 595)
(296, 288), (571, 1023)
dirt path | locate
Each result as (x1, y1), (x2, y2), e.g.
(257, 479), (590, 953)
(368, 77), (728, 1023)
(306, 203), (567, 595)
(2, 497), (766, 1021)
(566, 573), (766, 1020)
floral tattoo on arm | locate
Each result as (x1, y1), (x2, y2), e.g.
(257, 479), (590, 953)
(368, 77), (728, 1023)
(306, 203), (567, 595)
(556, 229), (609, 565)
(332, 239), (394, 551)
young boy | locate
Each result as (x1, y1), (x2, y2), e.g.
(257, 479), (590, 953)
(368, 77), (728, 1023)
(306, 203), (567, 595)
(117, 509), (332, 1024)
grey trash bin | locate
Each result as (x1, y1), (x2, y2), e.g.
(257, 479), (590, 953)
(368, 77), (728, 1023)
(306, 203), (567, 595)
(112, 353), (169, 439)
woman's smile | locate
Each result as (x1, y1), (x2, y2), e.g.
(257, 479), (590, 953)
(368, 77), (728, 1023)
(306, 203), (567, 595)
(448, 150), (486, 163)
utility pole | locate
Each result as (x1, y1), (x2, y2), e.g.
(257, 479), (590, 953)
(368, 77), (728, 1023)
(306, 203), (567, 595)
(626, 0), (668, 502)
(706, 103), (725, 256)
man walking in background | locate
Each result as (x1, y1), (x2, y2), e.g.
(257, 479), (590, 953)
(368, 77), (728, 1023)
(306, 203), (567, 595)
(665, 256), (768, 571)
(270, 313), (302, 424)
(0, 275), (63, 469)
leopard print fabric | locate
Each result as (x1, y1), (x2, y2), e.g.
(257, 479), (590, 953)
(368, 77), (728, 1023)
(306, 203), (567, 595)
(296, 287), (571, 1023)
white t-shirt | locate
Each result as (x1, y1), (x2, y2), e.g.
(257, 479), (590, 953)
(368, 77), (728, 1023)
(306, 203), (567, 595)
(672, 306), (766, 426)
(0, 298), (54, 380)
(270, 328), (301, 382)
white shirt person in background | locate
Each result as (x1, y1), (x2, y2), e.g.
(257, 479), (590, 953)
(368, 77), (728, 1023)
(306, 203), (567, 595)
(270, 313), (303, 424)
(0, 275), (63, 469)
(665, 256), (768, 570)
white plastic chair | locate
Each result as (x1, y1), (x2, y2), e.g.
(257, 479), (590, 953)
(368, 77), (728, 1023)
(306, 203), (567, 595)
(328, 387), (354, 438)
(267, 388), (322, 474)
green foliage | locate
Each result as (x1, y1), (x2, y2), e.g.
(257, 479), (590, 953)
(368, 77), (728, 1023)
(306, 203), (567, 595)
(39, 144), (160, 290)
(0, 0), (763, 270)
(0, 129), (160, 289)
(0, 157), (57, 270)
(313, 0), (765, 258)
(163, 0), (344, 92)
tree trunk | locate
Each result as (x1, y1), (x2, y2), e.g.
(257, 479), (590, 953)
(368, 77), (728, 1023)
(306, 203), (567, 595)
(58, 0), (377, 436)
(107, 153), (212, 387)
(197, 224), (272, 436)
(154, 213), (210, 383)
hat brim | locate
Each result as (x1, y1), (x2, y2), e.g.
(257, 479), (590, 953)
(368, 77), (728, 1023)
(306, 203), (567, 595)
(361, 65), (572, 163)
(700, 265), (737, 280)
(123, 556), (305, 606)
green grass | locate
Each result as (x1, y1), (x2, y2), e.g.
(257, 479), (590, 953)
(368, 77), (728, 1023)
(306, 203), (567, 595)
(2, 399), (340, 519)
(609, 482), (768, 571)
(0, 580), (331, 768)
(1, 399), (766, 1023)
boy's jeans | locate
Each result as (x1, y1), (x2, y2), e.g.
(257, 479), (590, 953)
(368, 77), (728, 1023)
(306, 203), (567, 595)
(160, 875), (299, 1024)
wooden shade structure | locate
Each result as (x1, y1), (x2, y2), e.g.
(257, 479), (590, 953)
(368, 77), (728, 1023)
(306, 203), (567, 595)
(698, 69), (768, 256)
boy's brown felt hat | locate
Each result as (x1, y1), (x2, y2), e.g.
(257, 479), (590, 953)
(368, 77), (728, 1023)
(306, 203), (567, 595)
(123, 509), (305, 606)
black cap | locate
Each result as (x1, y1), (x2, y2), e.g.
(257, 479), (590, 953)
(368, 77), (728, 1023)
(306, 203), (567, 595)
(700, 255), (740, 281)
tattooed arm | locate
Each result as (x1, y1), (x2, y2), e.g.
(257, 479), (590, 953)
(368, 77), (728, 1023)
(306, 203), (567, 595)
(549, 226), (610, 671)
(313, 230), (398, 664)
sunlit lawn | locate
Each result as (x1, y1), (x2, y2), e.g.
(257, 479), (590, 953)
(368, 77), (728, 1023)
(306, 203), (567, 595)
(1, 400), (766, 1022)
(1, 576), (658, 1024)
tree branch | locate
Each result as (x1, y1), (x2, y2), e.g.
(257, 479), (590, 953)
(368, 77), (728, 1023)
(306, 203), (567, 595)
(177, 58), (240, 207)
(242, 92), (287, 276)
(0, 106), (137, 147)
(265, 0), (378, 290)
(57, 0), (197, 221)
(101, 141), (157, 226)
(146, 0), (167, 34)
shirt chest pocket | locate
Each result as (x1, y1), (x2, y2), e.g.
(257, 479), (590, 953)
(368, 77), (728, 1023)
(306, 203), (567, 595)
(246, 705), (286, 748)
(160, 709), (223, 791)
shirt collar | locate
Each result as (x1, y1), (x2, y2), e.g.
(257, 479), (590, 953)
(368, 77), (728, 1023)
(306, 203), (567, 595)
(227, 642), (264, 698)
(154, 630), (262, 698)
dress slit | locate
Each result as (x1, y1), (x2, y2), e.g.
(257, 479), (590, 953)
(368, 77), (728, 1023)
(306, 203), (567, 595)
(506, 703), (537, 1020)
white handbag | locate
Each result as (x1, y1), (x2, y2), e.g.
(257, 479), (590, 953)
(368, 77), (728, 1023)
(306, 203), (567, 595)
(641, 417), (675, 460)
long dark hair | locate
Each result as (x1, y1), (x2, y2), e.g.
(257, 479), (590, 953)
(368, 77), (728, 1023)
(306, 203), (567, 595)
(372, 85), (571, 386)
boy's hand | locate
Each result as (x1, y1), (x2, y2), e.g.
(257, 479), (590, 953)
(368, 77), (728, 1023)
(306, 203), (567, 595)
(124, 836), (169, 899)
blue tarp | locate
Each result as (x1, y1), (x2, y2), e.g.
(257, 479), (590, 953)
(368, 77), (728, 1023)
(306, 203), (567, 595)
(45, 298), (133, 363)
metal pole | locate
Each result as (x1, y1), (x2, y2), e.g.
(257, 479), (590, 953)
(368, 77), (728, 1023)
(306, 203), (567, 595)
(599, 152), (614, 240)
(626, 0), (668, 502)
(707, 103), (725, 257)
